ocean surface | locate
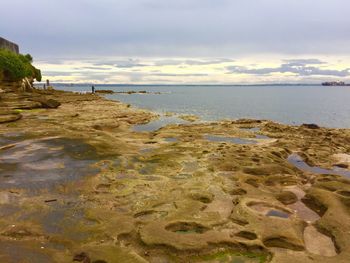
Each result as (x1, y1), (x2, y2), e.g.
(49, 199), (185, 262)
(54, 84), (350, 128)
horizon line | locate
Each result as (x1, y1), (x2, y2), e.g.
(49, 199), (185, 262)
(38, 82), (327, 87)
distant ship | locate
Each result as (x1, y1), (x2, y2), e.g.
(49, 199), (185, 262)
(322, 81), (350, 86)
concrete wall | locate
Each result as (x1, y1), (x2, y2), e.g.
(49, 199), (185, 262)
(0, 37), (19, 54)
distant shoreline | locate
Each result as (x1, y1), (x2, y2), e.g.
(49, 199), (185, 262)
(38, 83), (329, 87)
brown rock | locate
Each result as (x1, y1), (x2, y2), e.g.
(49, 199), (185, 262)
(301, 123), (320, 129)
(73, 252), (91, 263)
(276, 191), (298, 205)
(0, 110), (22, 123)
(34, 98), (61, 108)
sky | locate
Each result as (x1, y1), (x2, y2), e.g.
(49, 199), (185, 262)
(1, 0), (350, 84)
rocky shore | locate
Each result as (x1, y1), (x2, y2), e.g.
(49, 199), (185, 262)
(0, 87), (350, 263)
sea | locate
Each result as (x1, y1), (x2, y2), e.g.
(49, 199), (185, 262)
(54, 84), (350, 128)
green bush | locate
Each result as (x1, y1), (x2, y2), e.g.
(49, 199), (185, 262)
(0, 49), (41, 82)
(34, 68), (42, 82)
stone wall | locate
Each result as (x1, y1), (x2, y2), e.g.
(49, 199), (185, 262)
(0, 37), (19, 54)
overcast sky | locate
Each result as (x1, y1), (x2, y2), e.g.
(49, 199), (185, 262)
(1, 0), (350, 84)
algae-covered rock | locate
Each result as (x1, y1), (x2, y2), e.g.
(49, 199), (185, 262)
(0, 110), (22, 123)
(33, 98), (61, 108)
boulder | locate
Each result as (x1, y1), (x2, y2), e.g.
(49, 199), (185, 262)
(32, 98), (61, 108)
(301, 123), (320, 129)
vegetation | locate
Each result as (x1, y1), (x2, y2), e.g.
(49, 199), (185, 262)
(0, 49), (41, 81)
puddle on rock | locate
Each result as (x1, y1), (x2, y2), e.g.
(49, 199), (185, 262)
(255, 134), (270, 139)
(240, 127), (270, 140)
(164, 137), (178, 143)
(288, 153), (350, 178)
(266, 209), (290, 218)
(0, 137), (100, 191)
(249, 203), (291, 219)
(0, 240), (53, 263)
(133, 116), (188, 132)
(304, 225), (337, 257)
(204, 135), (257, 145)
(240, 127), (261, 132)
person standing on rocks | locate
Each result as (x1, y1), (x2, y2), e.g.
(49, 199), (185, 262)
(92, 85), (95, 94)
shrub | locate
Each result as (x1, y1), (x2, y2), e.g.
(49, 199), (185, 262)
(0, 49), (41, 82)
(34, 68), (42, 82)
(0, 49), (26, 80)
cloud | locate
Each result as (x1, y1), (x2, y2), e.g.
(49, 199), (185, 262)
(115, 59), (149, 68)
(92, 59), (148, 68)
(2, 0), (350, 59)
(79, 66), (113, 70)
(154, 58), (234, 66)
(283, 59), (326, 66)
(152, 73), (208, 77)
(227, 60), (350, 77)
(43, 71), (73, 76)
(185, 59), (235, 66)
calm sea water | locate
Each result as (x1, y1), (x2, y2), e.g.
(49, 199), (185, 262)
(54, 84), (350, 128)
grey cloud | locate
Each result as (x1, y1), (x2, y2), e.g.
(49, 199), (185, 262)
(152, 73), (208, 77)
(154, 58), (234, 67)
(116, 64), (148, 68)
(92, 59), (148, 68)
(153, 60), (184, 66)
(3, 0), (349, 59)
(43, 71), (73, 77)
(184, 59), (235, 65)
(78, 66), (113, 70)
(74, 66), (112, 71)
(283, 59), (326, 65)
(227, 61), (350, 77)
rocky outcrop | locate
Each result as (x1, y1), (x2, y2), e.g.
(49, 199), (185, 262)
(0, 78), (34, 93)
(32, 97), (61, 108)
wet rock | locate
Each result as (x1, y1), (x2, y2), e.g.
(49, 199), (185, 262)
(179, 114), (199, 122)
(34, 98), (61, 108)
(276, 191), (298, 205)
(334, 163), (349, 169)
(189, 191), (214, 203)
(235, 231), (258, 240)
(233, 119), (262, 124)
(229, 188), (247, 195)
(9, 101), (43, 109)
(0, 111), (22, 123)
(165, 222), (209, 234)
(263, 236), (304, 251)
(301, 123), (320, 129)
(302, 194), (328, 217)
(1, 225), (41, 239)
(95, 90), (114, 94)
(73, 252), (91, 263)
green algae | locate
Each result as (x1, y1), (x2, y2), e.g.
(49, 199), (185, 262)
(191, 250), (269, 263)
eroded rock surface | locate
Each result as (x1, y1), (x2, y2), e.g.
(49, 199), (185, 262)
(0, 89), (349, 262)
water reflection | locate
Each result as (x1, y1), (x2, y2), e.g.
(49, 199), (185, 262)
(133, 116), (188, 132)
(288, 153), (350, 178)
